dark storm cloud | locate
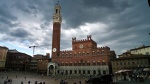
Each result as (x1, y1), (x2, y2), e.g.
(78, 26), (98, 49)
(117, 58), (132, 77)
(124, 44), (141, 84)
(0, 4), (17, 21)
(0, 2), (18, 31)
(10, 28), (31, 38)
(0, 0), (150, 56)
(59, 0), (132, 28)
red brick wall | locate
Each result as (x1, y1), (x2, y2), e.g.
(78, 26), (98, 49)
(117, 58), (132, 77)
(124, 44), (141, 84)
(52, 22), (61, 58)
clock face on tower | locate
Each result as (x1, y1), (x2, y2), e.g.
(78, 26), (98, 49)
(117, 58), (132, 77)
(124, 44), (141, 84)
(79, 44), (83, 49)
(53, 48), (57, 52)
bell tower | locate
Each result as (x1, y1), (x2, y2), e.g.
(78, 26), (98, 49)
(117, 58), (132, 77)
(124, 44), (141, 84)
(52, 3), (62, 58)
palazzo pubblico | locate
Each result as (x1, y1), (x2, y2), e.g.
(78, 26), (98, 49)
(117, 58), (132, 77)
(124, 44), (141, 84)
(47, 3), (116, 77)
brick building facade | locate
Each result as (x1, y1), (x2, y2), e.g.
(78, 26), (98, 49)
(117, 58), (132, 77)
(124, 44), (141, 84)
(6, 49), (32, 71)
(0, 46), (8, 71)
(47, 4), (116, 76)
(111, 45), (150, 73)
(29, 53), (50, 74)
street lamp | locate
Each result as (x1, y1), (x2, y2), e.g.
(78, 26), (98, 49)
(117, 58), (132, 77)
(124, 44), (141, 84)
(29, 46), (38, 57)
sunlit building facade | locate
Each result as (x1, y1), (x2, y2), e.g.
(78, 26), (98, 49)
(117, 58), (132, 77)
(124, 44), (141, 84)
(0, 46), (8, 71)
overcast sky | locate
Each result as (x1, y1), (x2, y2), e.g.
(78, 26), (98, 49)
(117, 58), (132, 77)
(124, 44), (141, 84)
(0, 0), (150, 57)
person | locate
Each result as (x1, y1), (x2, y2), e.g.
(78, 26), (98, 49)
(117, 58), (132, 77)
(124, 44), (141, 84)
(79, 81), (81, 84)
(35, 81), (37, 84)
(41, 74), (43, 79)
(60, 80), (63, 84)
(28, 81), (30, 84)
(24, 75), (26, 80)
(16, 75), (17, 78)
(4, 80), (7, 84)
(21, 81), (23, 84)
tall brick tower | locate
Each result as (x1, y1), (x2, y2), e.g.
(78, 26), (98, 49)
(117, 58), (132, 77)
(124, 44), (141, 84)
(52, 3), (62, 58)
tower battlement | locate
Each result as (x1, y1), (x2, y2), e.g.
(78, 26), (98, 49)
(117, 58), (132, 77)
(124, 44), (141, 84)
(97, 46), (110, 49)
(61, 50), (72, 52)
(72, 35), (96, 43)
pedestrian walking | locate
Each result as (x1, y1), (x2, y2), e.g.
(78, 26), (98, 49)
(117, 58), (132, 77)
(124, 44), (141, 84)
(21, 81), (23, 84)
(35, 81), (37, 84)
(16, 75), (17, 78)
(28, 81), (30, 84)
(4, 80), (7, 84)
(79, 81), (82, 84)
(41, 74), (43, 79)
(24, 75), (26, 80)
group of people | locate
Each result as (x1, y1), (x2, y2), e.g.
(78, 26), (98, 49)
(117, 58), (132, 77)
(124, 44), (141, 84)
(4, 77), (12, 84)
(60, 79), (68, 84)
(2, 74), (46, 84)
(60, 79), (82, 84)
(20, 81), (45, 84)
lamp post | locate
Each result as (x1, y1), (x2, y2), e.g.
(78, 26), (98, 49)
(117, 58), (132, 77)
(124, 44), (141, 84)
(29, 46), (38, 57)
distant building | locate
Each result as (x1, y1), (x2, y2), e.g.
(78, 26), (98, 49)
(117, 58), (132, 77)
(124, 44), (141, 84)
(111, 55), (149, 73)
(6, 49), (32, 71)
(130, 45), (150, 55)
(47, 4), (116, 76)
(111, 45), (150, 73)
(30, 53), (50, 74)
(0, 46), (8, 71)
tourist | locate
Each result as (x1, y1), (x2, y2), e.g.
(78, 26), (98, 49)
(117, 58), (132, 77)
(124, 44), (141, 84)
(35, 81), (37, 84)
(28, 81), (30, 84)
(79, 81), (81, 84)
(24, 75), (26, 80)
(21, 81), (23, 84)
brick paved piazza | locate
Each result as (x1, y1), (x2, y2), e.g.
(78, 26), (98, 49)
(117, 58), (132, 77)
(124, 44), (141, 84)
(0, 71), (87, 84)
(1, 71), (150, 84)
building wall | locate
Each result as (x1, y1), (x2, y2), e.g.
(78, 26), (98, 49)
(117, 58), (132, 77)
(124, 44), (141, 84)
(111, 55), (149, 73)
(38, 59), (49, 74)
(51, 37), (115, 76)
(0, 46), (8, 70)
(130, 47), (150, 55)
(50, 4), (116, 76)
(7, 50), (31, 71)
(57, 65), (109, 76)
(30, 54), (50, 74)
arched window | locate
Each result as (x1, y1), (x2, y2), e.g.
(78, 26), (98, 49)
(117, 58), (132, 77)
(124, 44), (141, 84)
(97, 61), (101, 65)
(83, 70), (85, 74)
(87, 62), (90, 66)
(70, 70), (72, 74)
(93, 61), (96, 66)
(70, 62), (72, 66)
(93, 70), (96, 74)
(79, 70), (81, 74)
(88, 70), (90, 74)
(65, 62), (68, 66)
(103, 70), (106, 75)
(75, 70), (77, 74)
(74, 62), (77, 66)
(102, 60), (106, 65)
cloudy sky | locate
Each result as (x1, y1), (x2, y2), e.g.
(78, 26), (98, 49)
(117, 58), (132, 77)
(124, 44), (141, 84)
(0, 0), (150, 57)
